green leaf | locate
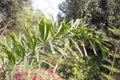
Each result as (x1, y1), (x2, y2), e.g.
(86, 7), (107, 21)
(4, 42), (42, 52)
(81, 42), (88, 57)
(24, 23), (32, 38)
(65, 42), (78, 57)
(31, 34), (37, 50)
(50, 21), (57, 39)
(35, 49), (40, 62)
(101, 72), (114, 80)
(53, 45), (67, 59)
(102, 65), (120, 73)
(70, 38), (83, 57)
(9, 33), (25, 58)
(15, 45), (25, 58)
(69, 19), (81, 29)
(4, 48), (15, 65)
(24, 57), (28, 71)
(55, 22), (69, 38)
(89, 40), (97, 56)
(11, 65), (16, 79)
(9, 33), (23, 47)
(26, 33), (37, 50)
(38, 20), (50, 43)
(49, 41), (55, 55)
(38, 20), (45, 42)
(44, 22), (51, 41)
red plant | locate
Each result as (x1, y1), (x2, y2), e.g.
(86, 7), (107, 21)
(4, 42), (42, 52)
(0, 64), (65, 80)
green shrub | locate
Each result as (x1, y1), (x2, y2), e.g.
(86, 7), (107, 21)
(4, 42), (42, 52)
(0, 19), (119, 80)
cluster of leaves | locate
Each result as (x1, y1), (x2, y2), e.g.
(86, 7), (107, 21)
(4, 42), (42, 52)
(58, 56), (102, 80)
(0, 19), (119, 80)
(58, 0), (120, 79)
(0, 19), (70, 79)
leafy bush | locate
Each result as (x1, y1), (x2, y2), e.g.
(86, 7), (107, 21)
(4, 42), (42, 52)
(58, 56), (102, 80)
(0, 19), (119, 80)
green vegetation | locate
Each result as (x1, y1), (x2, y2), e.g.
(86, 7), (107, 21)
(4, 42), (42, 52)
(0, 0), (120, 80)
(0, 0), (46, 35)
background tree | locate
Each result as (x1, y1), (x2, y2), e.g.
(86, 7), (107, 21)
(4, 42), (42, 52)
(16, 4), (46, 29)
(0, 0), (31, 26)
(58, 0), (120, 79)
(0, 0), (46, 35)
(108, 0), (120, 28)
(58, 0), (88, 23)
(58, 0), (120, 28)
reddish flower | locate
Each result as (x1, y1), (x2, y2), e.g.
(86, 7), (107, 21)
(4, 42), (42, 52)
(14, 75), (25, 80)
(32, 76), (37, 80)
(15, 76), (22, 80)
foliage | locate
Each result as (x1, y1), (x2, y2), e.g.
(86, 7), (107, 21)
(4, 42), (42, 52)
(58, 56), (103, 80)
(58, 0), (120, 79)
(0, 0), (119, 79)
(58, 0), (88, 22)
(0, 0), (46, 36)
(0, 19), (70, 79)
(58, 0), (120, 28)
(0, 19), (119, 80)
(16, 7), (46, 28)
(108, 27), (120, 39)
(0, 0), (30, 27)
